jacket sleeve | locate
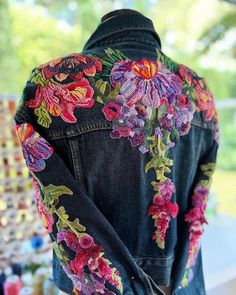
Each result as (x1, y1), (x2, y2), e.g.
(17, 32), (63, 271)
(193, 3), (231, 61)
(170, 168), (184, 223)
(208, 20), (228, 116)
(13, 70), (151, 295)
(180, 108), (220, 288)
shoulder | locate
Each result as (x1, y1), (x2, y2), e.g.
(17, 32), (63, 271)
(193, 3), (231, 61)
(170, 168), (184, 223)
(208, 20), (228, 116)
(31, 51), (102, 82)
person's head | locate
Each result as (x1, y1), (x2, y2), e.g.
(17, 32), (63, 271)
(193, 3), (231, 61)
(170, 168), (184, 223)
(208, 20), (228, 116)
(101, 8), (143, 23)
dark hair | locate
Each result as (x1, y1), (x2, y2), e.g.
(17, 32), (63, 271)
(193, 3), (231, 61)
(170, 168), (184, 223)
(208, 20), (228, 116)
(101, 9), (143, 23)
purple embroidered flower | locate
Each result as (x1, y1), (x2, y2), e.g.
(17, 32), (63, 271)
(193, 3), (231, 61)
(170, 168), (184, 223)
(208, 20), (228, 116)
(160, 114), (174, 131)
(129, 129), (145, 147)
(139, 144), (149, 154)
(124, 114), (145, 129)
(57, 229), (80, 251)
(158, 179), (176, 201)
(110, 58), (182, 108)
(57, 229), (67, 243)
(16, 123), (53, 172)
(154, 127), (163, 138)
(110, 125), (131, 139)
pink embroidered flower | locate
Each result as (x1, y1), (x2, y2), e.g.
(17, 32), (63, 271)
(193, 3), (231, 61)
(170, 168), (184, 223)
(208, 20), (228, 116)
(102, 101), (122, 121)
(97, 257), (113, 278)
(184, 207), (207, 224)
(177, 94), (190, 110)
(70, 244), (104, 273)
(16, 123), (53, 172)
(79, 234), (95, 249)
(26, 79), (94, 123)
(158, 179), (176, 201)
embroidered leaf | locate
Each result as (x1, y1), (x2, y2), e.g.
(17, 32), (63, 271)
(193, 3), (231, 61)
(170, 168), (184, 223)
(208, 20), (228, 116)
(95, 79), (111, 95)
(30, 68), (46, 86)
(108, 82), (121, 99)
(44, 184), (73, 200)
(57, 206), (70, 221)
(52, 241), (69, 263)
(156, 49), (178, 73)
(70, 218), (86, 232)
(34, 100), (52, 128)
(104, 47), (128, 62)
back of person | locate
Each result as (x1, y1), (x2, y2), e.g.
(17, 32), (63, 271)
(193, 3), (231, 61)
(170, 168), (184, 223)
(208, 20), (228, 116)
(14, 9), (219, 295)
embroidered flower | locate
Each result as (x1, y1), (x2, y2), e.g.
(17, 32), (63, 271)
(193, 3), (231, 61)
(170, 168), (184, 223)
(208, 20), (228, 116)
(39, 54), (102, 81)
(102, 101), (122, 121)
(147, 178), (179, 249)
(79, 234), (95, 249)
(16, 123), (53, 172)
(181, 163), (215, 288)
(26, 79), (94, 123)
(110, 58), (183, 108)
(57, 229), (80, 252)
(32, 178), (54, 233)
(178, 64), (217, 122)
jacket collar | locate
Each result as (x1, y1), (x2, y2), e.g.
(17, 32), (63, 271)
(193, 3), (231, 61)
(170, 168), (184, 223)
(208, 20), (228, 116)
(82, 11), (162, 53)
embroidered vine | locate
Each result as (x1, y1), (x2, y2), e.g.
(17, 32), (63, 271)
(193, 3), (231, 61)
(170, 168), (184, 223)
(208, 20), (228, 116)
(16, 47), (219, 291)
(15, 123), (123, 295)
(180, 162), (216, 287)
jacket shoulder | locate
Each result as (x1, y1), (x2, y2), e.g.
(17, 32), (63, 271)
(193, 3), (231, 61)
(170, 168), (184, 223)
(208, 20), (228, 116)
(167, 53), (217, 121)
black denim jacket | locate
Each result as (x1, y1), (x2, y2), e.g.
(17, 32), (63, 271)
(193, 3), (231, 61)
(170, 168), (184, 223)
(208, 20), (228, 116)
(14, 11), (219, 295)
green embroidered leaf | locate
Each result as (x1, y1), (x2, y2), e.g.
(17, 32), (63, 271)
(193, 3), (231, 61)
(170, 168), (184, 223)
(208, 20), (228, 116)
(57, 206), (69, 221)
(42, 184), (73, 208)
(34, 100), (52, 128)
(104, 47), (128, 62)
(156, 49), (178, 73)
(95, 79), (111, 96)
(44, 184), (73, 199)
(52, 241), (69, 263)
(30, 68), (46, 86)
(108, 82), (121, 99)
(70, 218), (86, 232)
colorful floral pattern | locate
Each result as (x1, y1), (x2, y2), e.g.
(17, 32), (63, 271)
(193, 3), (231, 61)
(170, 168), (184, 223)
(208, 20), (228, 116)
(15, 123), (53, 172)
(16, 122), (123, 295)
(93, 48), (218, 250)
(180, 162), (216, 287)
(16, 47), (219, 291)
(24, 54), (102, 127)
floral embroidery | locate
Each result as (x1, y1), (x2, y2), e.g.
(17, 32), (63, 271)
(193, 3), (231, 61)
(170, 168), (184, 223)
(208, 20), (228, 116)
(109, 57), (182, 108)
(180, 162), (216, 287)
(177, 64), (218, 123)
(32, 178), (54, 233)
(24, 54), (102, 127)
(16, 122), (123, 295)
(17, 47), (219, 290)
(15, 123), (53, 172)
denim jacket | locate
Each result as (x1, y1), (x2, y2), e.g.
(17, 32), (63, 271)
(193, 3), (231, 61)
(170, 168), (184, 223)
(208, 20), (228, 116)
(14, 11), (219, 295)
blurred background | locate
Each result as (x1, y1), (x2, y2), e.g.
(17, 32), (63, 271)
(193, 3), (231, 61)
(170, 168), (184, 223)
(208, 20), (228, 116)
(0, 0), (235, 294)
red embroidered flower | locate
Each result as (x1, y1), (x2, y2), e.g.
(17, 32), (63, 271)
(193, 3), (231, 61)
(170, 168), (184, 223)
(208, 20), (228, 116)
(178, 64), (194, 84)
(147, 179), (179, 249)
(39, 54), (102, 81)
(70, 244), (104, 274)
(26, 78), (94, 123)
(97, 257), (113, 278)
(194, 83), (217, 121)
